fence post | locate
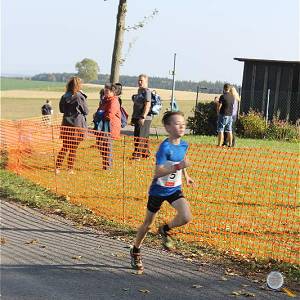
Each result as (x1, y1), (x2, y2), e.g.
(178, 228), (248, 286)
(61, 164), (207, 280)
(51, 124), (58, 194)
(122, 135), (126, 224)
(16, 121), (22, 175)
(265, 89), (270, 127)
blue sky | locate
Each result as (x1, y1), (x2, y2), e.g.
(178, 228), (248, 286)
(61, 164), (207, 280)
(1, 0), (299, 84)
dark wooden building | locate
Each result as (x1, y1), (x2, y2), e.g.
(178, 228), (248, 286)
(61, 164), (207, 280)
(234, 58), (300, 122)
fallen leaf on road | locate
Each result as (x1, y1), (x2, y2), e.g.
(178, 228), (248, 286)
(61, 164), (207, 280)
(192, 284), (203, 289)
(220, 276), (228, 281)
(122, 288), (129, 291)
(231, 290), (255, 297)
(72, 255), (82, 260)
(242, 291), (255, 297)
(131, 270), (144, 275)
(282, 288), (297, 298)
(185, 258), (193, 262)
(1, 237), (6, 245)
(54, 208), (62, 214)
(111, 252), (126, 258)
(25, 239), (38, 245)
(139, 289), (150, 294)
(39, 245), (46, 248)
(232, 291), (242, 296)
(225, 270), (238, 276)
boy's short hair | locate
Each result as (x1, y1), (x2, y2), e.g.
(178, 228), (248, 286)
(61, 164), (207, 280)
(162, 111), (184, 126)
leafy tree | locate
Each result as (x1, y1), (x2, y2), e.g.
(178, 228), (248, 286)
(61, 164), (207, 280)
(75, 58), (99, 83)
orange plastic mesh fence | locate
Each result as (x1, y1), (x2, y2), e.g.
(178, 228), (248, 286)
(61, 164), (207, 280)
(1, 117), (299, 265)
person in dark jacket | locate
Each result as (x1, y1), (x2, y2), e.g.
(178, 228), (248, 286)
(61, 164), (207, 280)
(55, 76), (88, 174)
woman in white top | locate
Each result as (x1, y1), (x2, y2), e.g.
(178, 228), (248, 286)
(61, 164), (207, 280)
(227, 86), (240, 146)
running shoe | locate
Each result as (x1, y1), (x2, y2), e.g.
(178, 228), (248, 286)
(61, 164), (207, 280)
(158, 225), (174, 250)
(130, 247), (144, 271)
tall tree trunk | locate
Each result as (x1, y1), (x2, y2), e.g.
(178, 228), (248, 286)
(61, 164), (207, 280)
(110, 0), (127, 84)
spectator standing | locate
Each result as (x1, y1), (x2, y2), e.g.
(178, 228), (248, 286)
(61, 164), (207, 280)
(41, 99), (53, 125)
(131, 74), (152, 160)
(55, 76), (88, 174)
(217, 83), (235, 147)
(95, 83), (121, 169)
(228, 86), (240, 147)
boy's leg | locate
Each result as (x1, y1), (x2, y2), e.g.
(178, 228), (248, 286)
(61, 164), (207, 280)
(130, 209), (157, 270)
(159, 197), (192, 250)
(134, 209), (157, 249)
(169, 197), (192, 228)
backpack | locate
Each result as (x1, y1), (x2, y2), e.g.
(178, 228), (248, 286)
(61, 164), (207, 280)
(93, 110), (105, 130)
(120, 106), (128, 128)
(150, 90), (162, 115)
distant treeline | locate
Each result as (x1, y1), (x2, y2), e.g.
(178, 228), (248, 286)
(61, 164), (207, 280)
(31, 73), (237, 94)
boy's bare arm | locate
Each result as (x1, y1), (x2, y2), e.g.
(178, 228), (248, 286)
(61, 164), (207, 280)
(183, 168), (195, 186)
(154, 160), (189, 179)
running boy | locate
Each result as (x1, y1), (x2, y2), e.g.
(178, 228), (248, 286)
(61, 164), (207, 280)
(130, 111), (194, 271)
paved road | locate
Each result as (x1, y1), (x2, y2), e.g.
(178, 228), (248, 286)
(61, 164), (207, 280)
(121, 125), (169, 137)
(1, 200), (289, 300)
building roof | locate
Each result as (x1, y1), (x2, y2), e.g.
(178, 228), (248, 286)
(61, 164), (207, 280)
(234, 57), (300, 64)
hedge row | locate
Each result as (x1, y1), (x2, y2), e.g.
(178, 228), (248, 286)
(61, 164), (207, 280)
(187, 102), (300, 141)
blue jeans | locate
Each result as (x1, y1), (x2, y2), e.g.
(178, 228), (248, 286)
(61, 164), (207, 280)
(217, 115), (233, 132)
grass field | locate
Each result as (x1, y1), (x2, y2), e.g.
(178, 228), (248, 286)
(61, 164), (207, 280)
(1, 78), (299, 266)
(0, 77), (65, 91)
(1, 78), (217, 127)
(1, 77), (299, 152)
(3, 124), (298, 265)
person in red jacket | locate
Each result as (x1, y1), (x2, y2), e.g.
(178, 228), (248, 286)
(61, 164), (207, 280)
(95, 83), (121, 169)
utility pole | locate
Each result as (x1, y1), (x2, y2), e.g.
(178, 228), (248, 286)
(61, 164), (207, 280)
(170, 53), (176, 111)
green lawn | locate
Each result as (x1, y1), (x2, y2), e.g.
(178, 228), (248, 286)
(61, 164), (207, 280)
(180, 135), (300, 153)
(1, 77), (299, 153)
(1, 77), (65, 91)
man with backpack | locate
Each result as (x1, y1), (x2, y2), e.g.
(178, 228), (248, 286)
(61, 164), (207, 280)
(131, 74), (154, 160)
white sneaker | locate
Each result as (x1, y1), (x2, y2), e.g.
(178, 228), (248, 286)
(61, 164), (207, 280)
(67, 169), (74, 175)
(55, 168), (60, 174)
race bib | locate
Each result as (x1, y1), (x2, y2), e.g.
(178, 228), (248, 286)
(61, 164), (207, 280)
(156, 161), (182, 187)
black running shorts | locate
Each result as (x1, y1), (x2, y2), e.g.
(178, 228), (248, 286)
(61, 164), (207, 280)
(147, 190), (184, 213)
